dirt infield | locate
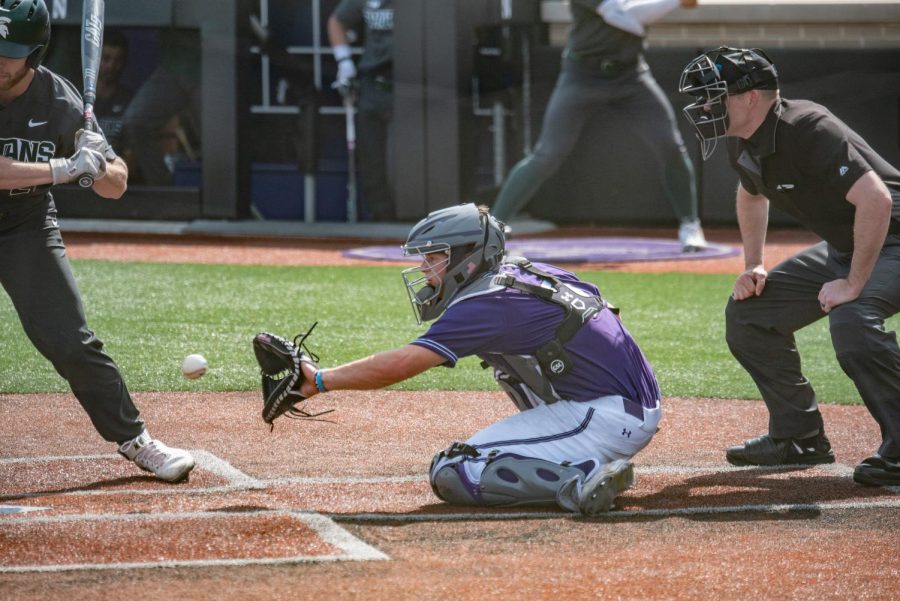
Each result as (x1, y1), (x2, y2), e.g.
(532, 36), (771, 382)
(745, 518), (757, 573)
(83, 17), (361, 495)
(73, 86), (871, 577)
(2, 228), (898, 600)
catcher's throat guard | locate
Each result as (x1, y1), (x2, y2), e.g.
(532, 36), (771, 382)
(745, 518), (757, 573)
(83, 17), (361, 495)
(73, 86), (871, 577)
(252, 323), (332, 429)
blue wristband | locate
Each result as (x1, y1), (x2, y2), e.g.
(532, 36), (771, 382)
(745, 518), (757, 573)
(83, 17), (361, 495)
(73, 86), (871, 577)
(315, 369), (327, 393)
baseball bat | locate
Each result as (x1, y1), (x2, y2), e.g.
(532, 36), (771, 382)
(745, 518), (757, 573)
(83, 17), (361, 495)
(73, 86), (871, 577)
(78, 0), (105, 188)
(343, 92), (358, 223)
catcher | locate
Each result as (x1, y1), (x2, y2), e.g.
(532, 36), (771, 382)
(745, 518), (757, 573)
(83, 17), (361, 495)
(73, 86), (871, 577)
(253, 204), (661, 516)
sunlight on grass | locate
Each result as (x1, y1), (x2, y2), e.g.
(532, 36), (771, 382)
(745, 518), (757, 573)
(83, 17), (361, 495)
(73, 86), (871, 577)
(1, 260), (893, 404)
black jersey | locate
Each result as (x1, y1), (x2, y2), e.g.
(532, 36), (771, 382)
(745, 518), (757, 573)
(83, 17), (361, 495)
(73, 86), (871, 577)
(728, 98), (900, 253)
(0, 66), (83, 211)
(566, 0), (645, 65)
(332, 0), (393, 77)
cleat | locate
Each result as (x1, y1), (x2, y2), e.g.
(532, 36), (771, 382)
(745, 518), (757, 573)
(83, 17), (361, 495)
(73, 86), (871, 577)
(853, 455), (900, 487)
(726, 432), (834, 467)
(678, 219), (708, 252)
(118, 431), (195, 483)
(577, 459), (634, 517)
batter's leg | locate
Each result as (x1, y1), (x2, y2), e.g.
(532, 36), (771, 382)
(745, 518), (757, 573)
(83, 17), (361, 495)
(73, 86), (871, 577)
(0, 212), (144, 443)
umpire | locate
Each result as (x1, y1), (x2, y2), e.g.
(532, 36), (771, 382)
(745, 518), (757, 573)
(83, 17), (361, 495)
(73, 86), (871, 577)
(679, 47), (900, 487)
(0, 0), (193, 481)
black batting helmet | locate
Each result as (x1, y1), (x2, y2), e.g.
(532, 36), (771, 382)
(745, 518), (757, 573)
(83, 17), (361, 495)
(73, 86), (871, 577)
(0, 0), (51, 68)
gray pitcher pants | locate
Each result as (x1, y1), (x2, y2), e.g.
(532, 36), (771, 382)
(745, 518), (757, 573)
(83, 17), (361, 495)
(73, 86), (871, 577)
(725, 237), (900, 458)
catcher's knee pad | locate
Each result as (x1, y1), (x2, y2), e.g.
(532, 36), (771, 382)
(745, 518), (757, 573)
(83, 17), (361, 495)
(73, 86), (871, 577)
(429, 445), (595, 508)
(429, 442), (482, 506)
(477, 454), (590, 507)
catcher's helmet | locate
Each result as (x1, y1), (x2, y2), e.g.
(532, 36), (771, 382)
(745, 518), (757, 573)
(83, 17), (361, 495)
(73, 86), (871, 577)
(401, 203), (507, 324)
(0, 0), (50, 68)
(678, 46), (778, 160)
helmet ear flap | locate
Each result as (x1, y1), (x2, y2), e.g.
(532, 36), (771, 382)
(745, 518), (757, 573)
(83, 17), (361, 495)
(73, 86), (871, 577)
(26, 41), (47, 69)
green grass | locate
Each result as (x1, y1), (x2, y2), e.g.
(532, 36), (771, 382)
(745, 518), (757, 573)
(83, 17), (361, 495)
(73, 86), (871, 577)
(1, 260), (894, 404)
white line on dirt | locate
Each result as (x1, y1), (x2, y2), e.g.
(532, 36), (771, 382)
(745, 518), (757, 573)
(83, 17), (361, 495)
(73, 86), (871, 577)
(332, 496), (900, 523)
(0, 509), (388, 573)
(0, 451), (265, 500)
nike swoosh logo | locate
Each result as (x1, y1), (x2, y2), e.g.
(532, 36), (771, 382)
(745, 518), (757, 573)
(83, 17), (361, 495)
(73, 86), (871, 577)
(28, 119), (48, 127)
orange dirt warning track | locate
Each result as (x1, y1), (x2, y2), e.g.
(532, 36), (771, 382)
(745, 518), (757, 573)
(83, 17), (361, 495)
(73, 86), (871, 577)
(1, 229), (898, 600)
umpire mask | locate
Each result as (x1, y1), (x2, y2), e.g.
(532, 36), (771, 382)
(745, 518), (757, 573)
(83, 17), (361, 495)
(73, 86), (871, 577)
(401, 203), (507, 324)
(679, 47), (778, 159)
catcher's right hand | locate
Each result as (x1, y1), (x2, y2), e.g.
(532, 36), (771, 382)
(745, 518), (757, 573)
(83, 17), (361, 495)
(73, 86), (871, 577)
(252, 323), (332, 429)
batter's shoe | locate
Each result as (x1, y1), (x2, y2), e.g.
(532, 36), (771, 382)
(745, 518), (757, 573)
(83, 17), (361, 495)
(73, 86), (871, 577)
(725, 432), (835, 467)
(118, 431), (195, 483)
(678, 219), (708, 253)
(557, 459), (634, 517)
(853, 455), (900, 487)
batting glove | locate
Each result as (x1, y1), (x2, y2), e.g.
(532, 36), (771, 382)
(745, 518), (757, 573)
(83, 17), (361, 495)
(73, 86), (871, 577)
(75, 128), (117, 161)
(332, 44), (357, 93)
(49, 147), (107, 185)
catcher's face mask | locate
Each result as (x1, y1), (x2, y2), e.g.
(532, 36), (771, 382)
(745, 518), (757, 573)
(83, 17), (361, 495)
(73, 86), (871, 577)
(401, 203), (507, 325)
(401, 247), (451, 325)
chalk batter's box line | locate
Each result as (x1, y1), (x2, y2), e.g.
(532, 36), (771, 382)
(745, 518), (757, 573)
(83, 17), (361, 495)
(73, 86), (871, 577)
(0, 450), (265, 500)
(0, 509), (389, 573)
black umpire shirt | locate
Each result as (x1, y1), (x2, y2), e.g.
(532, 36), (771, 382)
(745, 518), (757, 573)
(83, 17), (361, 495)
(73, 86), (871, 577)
(727, 98), (900, 253)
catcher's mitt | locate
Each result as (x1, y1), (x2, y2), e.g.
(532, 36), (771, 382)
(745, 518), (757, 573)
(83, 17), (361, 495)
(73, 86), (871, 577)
(252, 322), (333, 429)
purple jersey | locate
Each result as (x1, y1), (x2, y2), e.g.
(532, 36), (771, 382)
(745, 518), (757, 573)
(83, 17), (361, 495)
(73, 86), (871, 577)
(412, 262), (660, 406)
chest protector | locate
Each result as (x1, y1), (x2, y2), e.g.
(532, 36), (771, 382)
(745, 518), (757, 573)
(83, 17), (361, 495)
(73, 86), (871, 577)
(449, 257), (612, 406)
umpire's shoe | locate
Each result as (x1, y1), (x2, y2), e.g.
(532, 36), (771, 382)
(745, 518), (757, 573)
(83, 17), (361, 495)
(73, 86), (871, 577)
(119, 430), (195, 482)
(853, 455), (900, 487)
(725, 432), (835, 467)
(557, 459), (635, 517)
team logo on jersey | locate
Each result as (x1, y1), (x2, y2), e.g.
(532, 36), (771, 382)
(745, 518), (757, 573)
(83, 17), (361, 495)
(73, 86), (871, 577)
(1, 138), (55, 163)
(364, 5), (393, 30)
(0, 17), (12, 39)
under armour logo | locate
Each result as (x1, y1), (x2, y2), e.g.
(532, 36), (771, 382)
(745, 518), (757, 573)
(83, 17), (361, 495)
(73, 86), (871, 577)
(839, 165), (849, 176)
(622, 428), (632, 438)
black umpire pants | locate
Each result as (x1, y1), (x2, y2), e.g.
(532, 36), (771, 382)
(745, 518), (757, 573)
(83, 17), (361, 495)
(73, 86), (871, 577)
(0, 201), (145, 443)
(725, 236), (900, 459)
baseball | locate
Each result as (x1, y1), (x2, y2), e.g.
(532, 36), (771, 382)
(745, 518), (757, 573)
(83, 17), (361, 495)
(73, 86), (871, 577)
(181, 354), (208, 379)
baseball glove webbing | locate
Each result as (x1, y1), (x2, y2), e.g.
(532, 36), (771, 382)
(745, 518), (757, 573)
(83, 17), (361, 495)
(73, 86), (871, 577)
(252, 322), (334, 430)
